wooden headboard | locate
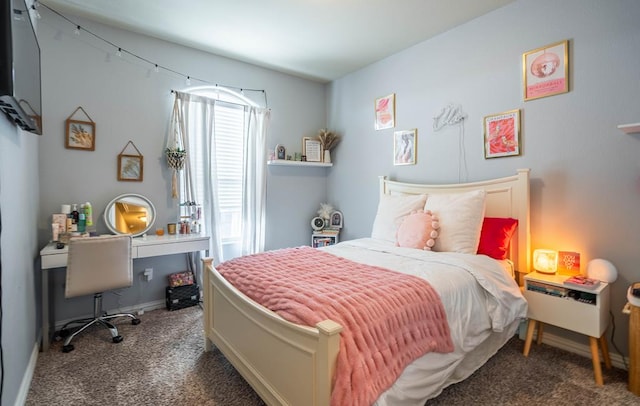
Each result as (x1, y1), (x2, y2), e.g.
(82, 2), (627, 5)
(379, 169), (530, 282)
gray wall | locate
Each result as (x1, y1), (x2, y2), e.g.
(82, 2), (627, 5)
(0, 53), (40, 406)
(327, 0), (640, 354)
(37, 9), (327, 321)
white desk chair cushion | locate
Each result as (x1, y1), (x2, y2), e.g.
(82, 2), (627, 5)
(65, 234), (133, 298)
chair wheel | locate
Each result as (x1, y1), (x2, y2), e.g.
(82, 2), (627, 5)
(62, 344), (74, 353)
(113, 335), (123, 343)
(132, 318), (141, 325)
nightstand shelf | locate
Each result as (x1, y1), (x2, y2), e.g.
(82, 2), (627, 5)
(522, 271), (611, 386)
(311, 232), (339, 248)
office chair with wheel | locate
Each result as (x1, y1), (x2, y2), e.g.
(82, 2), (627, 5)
(59, 234), (141, 353)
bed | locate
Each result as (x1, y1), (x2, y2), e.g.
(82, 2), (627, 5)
(202, 168), (531, 405)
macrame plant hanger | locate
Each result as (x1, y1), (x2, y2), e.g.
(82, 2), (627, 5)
(166, 98), (187, 198)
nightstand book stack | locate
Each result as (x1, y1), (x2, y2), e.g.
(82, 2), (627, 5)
(311, 231), (339, 248)
(522, 271), (611, 385)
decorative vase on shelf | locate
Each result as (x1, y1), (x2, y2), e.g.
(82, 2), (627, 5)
(324, 150), (331, 163)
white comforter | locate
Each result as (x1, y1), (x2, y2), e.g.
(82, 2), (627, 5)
(322, 238), (528, 405)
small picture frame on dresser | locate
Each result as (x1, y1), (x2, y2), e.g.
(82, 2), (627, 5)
(275, 144), (286, 160)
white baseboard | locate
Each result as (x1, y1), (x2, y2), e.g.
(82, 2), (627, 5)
(518, 322), (628, 370)
(53, 299), (166, 331)
(14, 342), (39, 406)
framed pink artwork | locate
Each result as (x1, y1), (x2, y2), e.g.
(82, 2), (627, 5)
(483, 109), (520, 159)
(374, 93), (395, 130)
(523, 40), (569, 101)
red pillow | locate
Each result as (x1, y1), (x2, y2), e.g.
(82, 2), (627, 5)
(477, 217), (518, 260)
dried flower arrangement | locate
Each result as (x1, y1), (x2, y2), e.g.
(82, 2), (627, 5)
(317, 203), (334, 220)
(317, 129), (340, 151)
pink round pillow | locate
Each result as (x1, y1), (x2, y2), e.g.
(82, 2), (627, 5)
(395, 210), (439, 250)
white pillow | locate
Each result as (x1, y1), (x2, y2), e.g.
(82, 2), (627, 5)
(371, 194), (428, 242)
(424, 189), (486, 254)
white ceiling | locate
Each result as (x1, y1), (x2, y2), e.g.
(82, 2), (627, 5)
(39, 0), (514, 82)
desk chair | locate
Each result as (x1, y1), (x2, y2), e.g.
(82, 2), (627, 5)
(60, 234), (141, 353)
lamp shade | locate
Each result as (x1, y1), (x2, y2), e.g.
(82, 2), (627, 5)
(533, 249), (558, 274)
(587, 259), (617, 283)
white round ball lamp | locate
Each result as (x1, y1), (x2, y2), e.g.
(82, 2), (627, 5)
(587, 259), (617, 283)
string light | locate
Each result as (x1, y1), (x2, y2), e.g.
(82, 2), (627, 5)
(38, 2), (268, 105)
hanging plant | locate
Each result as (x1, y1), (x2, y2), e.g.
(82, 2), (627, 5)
(166, 147), (186, 198)
(165, 147), (186, 170)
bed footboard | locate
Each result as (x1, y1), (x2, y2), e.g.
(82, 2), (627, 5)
(202, 258), (342, 406)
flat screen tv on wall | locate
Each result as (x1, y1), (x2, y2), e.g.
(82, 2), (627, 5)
(0, 0), (42, 135)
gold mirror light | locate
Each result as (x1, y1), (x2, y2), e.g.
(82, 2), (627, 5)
(533, 249), (558, 274)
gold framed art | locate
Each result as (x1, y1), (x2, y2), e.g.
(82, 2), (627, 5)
(393, 129), (416, 165)
(65, 119), (95, 151)
(65, 106), (96, 150)
(523, 40), (569, 101)
(374, 93), (395, 130)
(117, 141), (144, 181)
(302, 137), (322, 162)
(483, 109), (520, 159)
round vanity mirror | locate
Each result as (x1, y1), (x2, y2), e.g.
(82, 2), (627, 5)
(103, 193), (156, 237)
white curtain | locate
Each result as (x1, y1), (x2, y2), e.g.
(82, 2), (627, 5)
(170, 90), (270, 265)
(241, 107), (270, 256)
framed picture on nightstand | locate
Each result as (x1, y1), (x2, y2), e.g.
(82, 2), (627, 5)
(330, 211), (343, 228)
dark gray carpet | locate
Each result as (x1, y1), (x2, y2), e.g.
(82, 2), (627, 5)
(26, 305), (639, 405)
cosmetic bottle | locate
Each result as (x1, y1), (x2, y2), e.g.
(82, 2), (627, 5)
(85, 202), (93, 227)
(78, 212), (86, 233)
(71, 204), (79, 225)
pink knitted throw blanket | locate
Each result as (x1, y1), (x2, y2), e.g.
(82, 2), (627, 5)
(217, 246), (453, 406)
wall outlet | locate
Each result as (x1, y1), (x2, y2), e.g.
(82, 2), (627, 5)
(143, 268), (153, 281)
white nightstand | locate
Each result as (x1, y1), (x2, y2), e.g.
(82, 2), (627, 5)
(522, 271), (611, 385)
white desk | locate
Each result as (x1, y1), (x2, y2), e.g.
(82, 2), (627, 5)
(39, 233), (210, 351)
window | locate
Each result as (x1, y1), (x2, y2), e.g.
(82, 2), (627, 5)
(173, 86), (269, 262)
(181, 87), (256, 244)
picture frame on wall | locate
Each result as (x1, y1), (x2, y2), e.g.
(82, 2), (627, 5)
(65, 119), (95, 151)
(483, 109), (520, 159)
(374, 93), (395, 130)
(393, 129), (416, 165)
(302, 137), (322, 162)
(523, 40), (569, 101)
(118, 154), (144, 181)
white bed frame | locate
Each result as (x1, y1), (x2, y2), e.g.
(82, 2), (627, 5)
(202, 168), (530, 405)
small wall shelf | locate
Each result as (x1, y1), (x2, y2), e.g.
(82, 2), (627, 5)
(267, 160), (332, 167)
(618, 123), (640, 134)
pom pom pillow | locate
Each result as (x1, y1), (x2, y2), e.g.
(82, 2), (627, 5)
(371, 193), (428, 242)
(396, 210), (440, 250)
(424, 190), (486, 254)
(477, 217), (518, 260)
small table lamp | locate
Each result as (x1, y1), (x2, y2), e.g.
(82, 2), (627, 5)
(587, 259), (617, 283)
(533, 249), (558, 274)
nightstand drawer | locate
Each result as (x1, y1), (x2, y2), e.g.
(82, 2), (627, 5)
(524, 288), (609, 337)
